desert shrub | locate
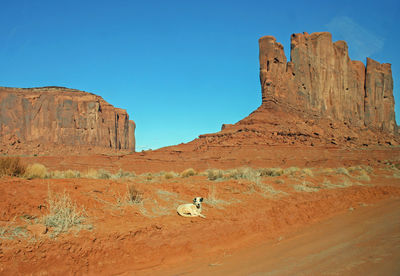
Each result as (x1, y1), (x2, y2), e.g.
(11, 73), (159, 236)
(140, 173), (153, 181)
(302, 168), (314, 177)
(335, 167), (350, 176)
(205, 184), (231, 208)
(47, 170), (82, 179)
(84, 168), (112, 179)
(228, 167), (259, 181)
(64, 170), (81, 178)
(114, 168), (136, 179)
(322, 177), (360, 189)
(25, 163), (47, 179)
(126, 184), (143, 204)
(43, 190), (90, 236)
(257, 184), (285, 196)
(47, 170), (62, 178)
(84, 168), (99, 179)
(206, 169), (225, 181)
(0, 157), (26, 177)
(275, 179), (285, 184)
(293, 184), (320, 193)
(283, 167), (301, 176)
(0, 225), (28, 240)
(318, 168), (335, 175)
(181, 168), (197, 178)
(258, 168), (284, 177)
(97, 169), (111, 179)
(360, 165), (374, 174)
(356, 173), (371, 182)
(347, 166), (362, 173)
(164, 171), (178, 179)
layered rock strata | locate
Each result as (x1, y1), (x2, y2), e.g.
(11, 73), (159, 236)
(0, 86), (135, 154)
(259, 32), (397, 133)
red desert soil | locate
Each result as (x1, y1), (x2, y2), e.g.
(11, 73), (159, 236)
(150, 198), (400, 276)
(1, 155), (400, 275)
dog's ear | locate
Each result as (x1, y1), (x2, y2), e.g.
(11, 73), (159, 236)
(200, 197), (203, 202)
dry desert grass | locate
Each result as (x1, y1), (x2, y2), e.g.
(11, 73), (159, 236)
(0, 156), (26, 177)
(1, 161), (398, 242)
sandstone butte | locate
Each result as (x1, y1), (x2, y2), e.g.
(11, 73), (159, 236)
(0, 86), (135, 155)
(0, 31), (398, 156)
(259, 31), (397, 133)
(194, 31), (399, 151)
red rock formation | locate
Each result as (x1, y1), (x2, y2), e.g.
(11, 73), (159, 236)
(0, 86), (135, 154)
(259, 32), (397, 133)
(364, 58), (396, 132)
(192, 32), (398, 151)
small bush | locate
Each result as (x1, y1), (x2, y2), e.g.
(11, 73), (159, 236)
(97, 169), (111, 179)
(258, 168), (284, 177)
(348, 166), (362, 173)
(335, 167), (350, 176)
(142, 173), (153, 181)
(206, 169), (225, 181)
(205, 184), (230, 207)
(43, 190), (89, 236)
(84, 169), (112, 179)
(25, 163), (47, 179)
(323, 177), (358, 189)
(356, 173), (371, 182)
(283, 167), (301, 176)
(114, 168), (136, 179)
(181, 168), (197, 178)
(47, 170), (62, 179)
(318, 168), (335, 175)
(84, 168), (99, 179)
(293, 184), (320, 193)
(0, 225), (28, 240)
(164, 172), (177, 179)
(63, 169), (81, 178)
(302, 168), (314, 177)
(0, 157), (26, 177)
(127, 184), (143, 204)
(360, 165), (374, 174)
(229, 167), (259, 182)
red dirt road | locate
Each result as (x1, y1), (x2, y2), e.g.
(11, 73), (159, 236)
(146, 198), (400, 276)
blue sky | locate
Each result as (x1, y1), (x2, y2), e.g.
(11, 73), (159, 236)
(1, 0), (399, 150)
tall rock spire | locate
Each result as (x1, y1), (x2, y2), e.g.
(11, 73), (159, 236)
(259, 31), (397, 133)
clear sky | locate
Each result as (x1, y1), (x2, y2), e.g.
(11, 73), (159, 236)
(1, 0), (399, 151)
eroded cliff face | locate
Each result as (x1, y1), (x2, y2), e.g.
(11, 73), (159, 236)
(0, 86), (135, 155)
(259, 32), (397, 133)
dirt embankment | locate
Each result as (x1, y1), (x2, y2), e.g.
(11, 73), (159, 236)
(1, 162), (400, 275)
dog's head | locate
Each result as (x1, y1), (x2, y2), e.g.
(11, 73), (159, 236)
(193, 197), (203, 208)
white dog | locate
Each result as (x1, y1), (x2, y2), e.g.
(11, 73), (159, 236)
(177, 197), (206, 218)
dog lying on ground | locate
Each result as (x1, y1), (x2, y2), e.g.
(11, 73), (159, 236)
(177, 197), (206, 218)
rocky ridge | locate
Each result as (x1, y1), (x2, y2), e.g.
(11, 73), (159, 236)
(0, 86), (135, 155)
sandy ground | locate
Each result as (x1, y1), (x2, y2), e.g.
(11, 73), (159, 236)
(1, 160), (399, 275)
(147, 198), (400, 276)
